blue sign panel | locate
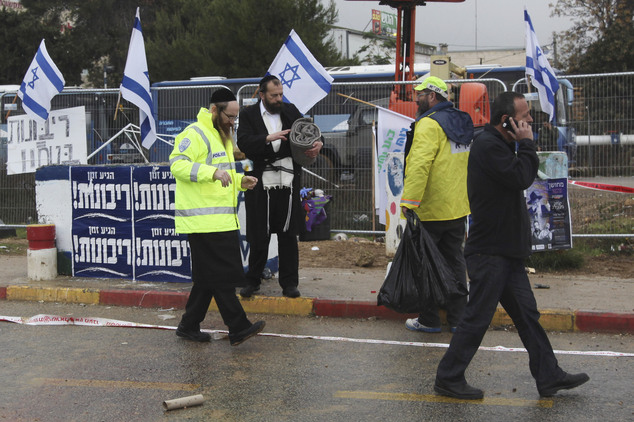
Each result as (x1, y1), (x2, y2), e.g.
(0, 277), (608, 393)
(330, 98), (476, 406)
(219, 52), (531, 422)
(71, 166), (134, 278)
(71, 165), (191, 282)
(132, 166), (191, 282)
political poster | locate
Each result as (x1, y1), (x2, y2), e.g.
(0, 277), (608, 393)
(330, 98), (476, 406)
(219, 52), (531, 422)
(71, 165), (191, 282)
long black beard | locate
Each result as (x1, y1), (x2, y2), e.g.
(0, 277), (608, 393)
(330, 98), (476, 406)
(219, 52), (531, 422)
(263, 98), (282, 114)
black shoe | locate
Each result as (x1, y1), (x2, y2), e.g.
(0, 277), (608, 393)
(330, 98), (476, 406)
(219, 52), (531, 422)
(175, 325), (211, 342)
(282, 286), (300, 298)
(434, 378), (484, 400)
(538, 372), (589, 397)
(229, 321), (266, 346)
(240, 284), (260, 298)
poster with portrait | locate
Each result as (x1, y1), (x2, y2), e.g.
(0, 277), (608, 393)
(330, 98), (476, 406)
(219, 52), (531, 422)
(526, 177), (572, 252)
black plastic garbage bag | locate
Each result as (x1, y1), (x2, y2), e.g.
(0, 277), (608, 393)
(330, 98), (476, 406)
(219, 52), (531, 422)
(378, 210), (467, 312)
(377, 211), (425, 313)
(417, 221), (468, 306)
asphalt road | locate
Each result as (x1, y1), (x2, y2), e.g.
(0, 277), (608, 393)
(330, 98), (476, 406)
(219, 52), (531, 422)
(1, 301), (632, 422)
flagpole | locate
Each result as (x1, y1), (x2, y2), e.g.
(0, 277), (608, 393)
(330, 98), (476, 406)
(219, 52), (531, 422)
(336, 93), (378, 108)
(113, 91), (122, 120)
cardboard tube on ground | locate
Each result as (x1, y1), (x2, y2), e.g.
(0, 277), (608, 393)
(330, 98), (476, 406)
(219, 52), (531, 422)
(163, 394), (205, 411)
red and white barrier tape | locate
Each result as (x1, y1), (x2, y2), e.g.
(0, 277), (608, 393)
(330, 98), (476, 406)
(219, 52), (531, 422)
(568, 180), (634, 194)
(2, 314), (632, 357)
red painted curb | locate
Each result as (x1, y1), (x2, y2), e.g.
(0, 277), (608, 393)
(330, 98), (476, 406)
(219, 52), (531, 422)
(575, 311), (634, 334)
(100, 289), (188, 309)
(313, 299), (417, 320)
(0, 286), (6, 300)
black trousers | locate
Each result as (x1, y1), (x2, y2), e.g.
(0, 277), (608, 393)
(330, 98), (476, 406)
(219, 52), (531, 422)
(180, 231), (251, 334)
(436, 254), (565, 389)
(246, 230), (299, 290)
(417, 217), (468, 327)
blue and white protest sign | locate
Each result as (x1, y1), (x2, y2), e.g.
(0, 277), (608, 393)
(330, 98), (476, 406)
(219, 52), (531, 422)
(120, 7), (157, 148)
(267, 29), (333, 114)
(525, 9), (560, 122)
(71, 166), (135, 279)
(71, 166), (192, 282)
(132, 167), (191, 282)
(18, 39), (65, 123)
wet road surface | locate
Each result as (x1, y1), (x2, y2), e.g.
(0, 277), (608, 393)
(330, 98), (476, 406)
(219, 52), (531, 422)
(0, 301), (632, 421)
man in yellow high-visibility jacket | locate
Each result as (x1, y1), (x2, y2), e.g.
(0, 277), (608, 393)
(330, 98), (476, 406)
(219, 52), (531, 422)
(400, 76), (473, 334)
(170, 88), (264, 346)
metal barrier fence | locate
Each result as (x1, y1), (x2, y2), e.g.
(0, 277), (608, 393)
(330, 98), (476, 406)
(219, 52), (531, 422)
(556, 72), (633, 238)
(1, 74), (632, 238)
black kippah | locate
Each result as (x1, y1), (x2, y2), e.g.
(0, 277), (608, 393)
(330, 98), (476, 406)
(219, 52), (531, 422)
(210, 88), (236, 104)
(259, 75), (279, 90)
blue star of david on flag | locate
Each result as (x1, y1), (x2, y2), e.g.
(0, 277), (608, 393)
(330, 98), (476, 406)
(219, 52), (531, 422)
(279, 63), (301, 88)
(266, 29), (333, 114)
(28, 67), (40, 89)
(18, 39), (65, 122)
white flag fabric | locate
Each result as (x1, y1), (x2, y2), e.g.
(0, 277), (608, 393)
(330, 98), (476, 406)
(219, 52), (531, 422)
(375, 107), (414, 225)
(525, 9), (559, 122)
(18, 39), (65, 123)
(267, 29), (333, 114)
(120, 7), (157, 148)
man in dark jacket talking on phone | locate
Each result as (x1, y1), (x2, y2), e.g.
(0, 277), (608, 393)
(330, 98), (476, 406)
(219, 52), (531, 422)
(433, 91), (589, 400)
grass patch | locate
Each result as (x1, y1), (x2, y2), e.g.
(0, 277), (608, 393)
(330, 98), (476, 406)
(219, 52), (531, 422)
(527, 237), (633, 271)
(0, 239), (28, 255)
(0, 229), (28, 255)
(527, 248), (585, 271)
(573, 237), (634, 255)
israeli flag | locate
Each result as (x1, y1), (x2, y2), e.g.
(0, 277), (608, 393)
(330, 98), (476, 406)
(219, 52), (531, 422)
(525, 9), (559, 122)
(18, 39), (65, 123)
(120, 7), (157, 148)
(267, 29), (333, 114)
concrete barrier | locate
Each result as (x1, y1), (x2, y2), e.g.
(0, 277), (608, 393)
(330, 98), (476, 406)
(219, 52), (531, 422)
(26, 224), (57, 281)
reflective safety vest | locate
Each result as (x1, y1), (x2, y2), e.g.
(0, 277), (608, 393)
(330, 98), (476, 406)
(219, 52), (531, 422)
(400, 116), (470, 221)
(169, 108), (245, 234)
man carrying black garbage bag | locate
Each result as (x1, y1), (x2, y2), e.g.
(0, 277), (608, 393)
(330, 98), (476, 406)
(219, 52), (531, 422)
(400, 76), (473, 334)
(434, 91), (589, 400)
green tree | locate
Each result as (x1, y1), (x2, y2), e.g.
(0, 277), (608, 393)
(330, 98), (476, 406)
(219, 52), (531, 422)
(15, 0), (163, 87)
(5, 0), (353, 87)
(355, 32), (397, 65)
(552, 0), (634, 73)
(0, 6), (64, 85)
(147, 0), (352, 81)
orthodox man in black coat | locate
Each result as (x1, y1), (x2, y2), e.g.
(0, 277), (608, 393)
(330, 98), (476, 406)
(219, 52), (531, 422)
(237, 75), (323, 298)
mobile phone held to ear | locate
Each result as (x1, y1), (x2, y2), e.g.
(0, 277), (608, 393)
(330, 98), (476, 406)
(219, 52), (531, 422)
(502, 117), (515, 133)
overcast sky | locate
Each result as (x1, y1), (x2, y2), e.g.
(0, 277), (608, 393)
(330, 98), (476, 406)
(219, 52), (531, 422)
(332, 0), (572, 51)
